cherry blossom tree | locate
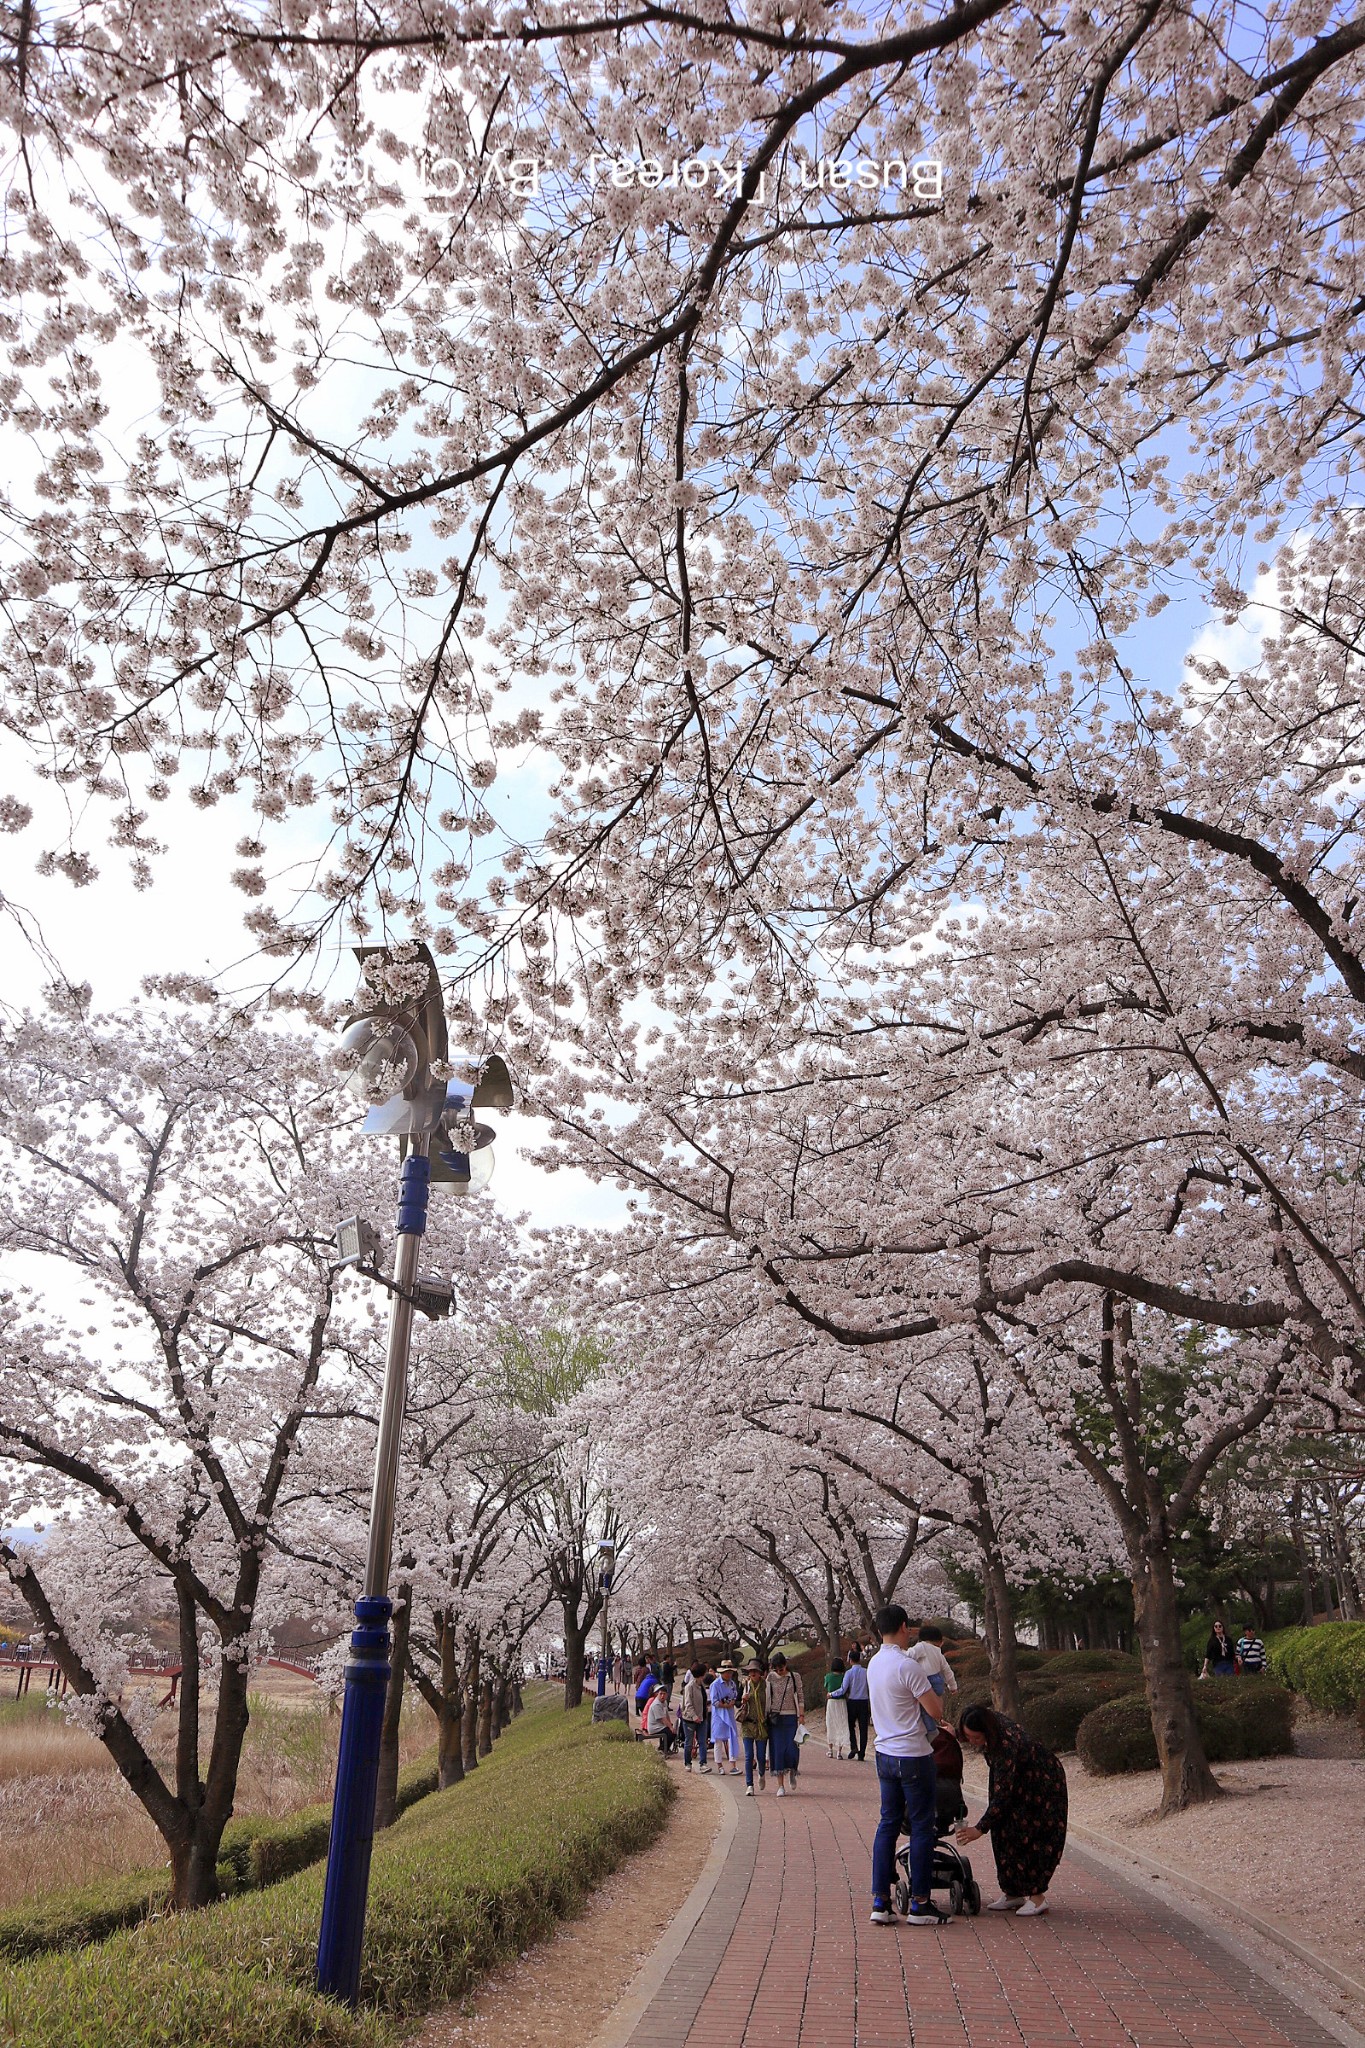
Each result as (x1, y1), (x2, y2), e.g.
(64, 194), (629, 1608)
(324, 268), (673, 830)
(0, 994), (381, 1905)
(3, 0), (1364, 1019)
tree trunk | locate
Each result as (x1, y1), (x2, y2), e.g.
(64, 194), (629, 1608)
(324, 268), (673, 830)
(974, 1505), (1022, 1718)
(408, 1615), (465, 1790)
(562, 1623), (588, 1710)
(461, 1639), (481, 1773)
(511, 1678), (523, 1717)
(172, 1635), (254, 1908)
(493, 1675), (511, 1736)
(477, 1679), (494, 1757)
(373, 1582), (412, 1831)
(1131, 1533), (1221, 1814)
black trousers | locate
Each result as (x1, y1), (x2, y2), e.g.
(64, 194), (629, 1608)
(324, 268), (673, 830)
(847, 1699), (871, 1759)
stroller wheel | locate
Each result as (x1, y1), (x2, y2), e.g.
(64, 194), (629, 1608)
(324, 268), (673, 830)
(965, 1880), (982, 1916)
(894, 1877), (912, 1917)
(949, 1876), (965, 1918)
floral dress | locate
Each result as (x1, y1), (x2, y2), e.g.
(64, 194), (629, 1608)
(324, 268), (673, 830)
(977, 1718), (1069, 1897)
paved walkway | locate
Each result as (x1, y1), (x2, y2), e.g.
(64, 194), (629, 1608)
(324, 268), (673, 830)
(623, 1741), (1345, 2048)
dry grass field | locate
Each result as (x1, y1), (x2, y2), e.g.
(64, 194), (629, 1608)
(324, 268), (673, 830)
(0, 1670), (432, 1914)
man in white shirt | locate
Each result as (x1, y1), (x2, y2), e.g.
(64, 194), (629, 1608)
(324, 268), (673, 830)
(867, 1604), (947, 1928)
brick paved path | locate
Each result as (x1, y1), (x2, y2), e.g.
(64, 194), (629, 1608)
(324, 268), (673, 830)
(624, 1741), (1340, 2048)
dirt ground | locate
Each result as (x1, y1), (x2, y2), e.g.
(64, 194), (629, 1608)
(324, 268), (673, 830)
(408, 1764), (720, 2048)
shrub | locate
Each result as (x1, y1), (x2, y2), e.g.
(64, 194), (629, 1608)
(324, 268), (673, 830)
(1076, 1678), (1293, 1775)
(1045, 1650), (1141, 1678)
(0, 1873), (172, 1966)
(1019, 1675), (1145, 1753)
(1264, 1623), (1365, 1714)
(0, 1751), (444, 1960)
(0, 1704), (672, 2046)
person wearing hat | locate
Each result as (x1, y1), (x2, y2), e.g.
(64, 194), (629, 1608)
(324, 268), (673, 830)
(639, 1677), (675, 1754)
(708, 1660), (743, 1774)
(738, 1659), (769, 1795)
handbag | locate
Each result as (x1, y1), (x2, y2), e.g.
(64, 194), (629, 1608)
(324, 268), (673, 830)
(795, 1723), (810, 1745)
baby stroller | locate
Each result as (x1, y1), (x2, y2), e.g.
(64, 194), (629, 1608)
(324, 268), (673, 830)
(894, 1725), (983, 1918)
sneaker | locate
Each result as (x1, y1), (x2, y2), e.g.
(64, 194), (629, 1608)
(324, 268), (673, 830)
(1015, 1901), (1049, 1917)
(987, 1896), (1025, 1912)
(757, 1773), (766, 1789)
(869, 1907), (899, 1926)
(775, 1786), (786, 1797)
(904, 1902), (949, 1928)
(745, 1786), (755, 1797)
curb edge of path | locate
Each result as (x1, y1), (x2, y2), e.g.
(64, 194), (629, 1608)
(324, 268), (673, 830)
(587, 1769), (736, 2048)
(1066, 1828), (1365, 2048)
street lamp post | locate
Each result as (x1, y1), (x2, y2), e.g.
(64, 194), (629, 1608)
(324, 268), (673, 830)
(316, 944), (511, 2007)
(595, 1539), (616, 1699)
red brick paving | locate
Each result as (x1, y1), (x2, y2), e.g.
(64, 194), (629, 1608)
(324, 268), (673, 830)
(626, 1743), (1336, 2048)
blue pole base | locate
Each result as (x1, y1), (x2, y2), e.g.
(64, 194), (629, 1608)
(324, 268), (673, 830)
(316, 1596), (392, 2006)
(596, 1663), (607, 1697)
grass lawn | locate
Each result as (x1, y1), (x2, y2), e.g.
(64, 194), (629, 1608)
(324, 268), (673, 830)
(0, 1694), (674, 2048)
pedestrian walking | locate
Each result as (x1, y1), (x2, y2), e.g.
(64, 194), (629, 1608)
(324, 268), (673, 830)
(823, 1658), (850, 1757)
(955, 1703), (1068, 1916)
(738, 1658), (768, 1795)
(764, 1652), (805, 1796)
(679, 1663), (711, 1772)
(867, 1604), (947, 1928)
(837, 1647), (871, 1761)
(1235, 1626), (1266, 1674)
(1200, 1619), (1237, 1677)
(709, 1661), (743, 1774)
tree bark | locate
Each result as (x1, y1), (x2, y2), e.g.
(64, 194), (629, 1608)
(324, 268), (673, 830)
(493, 1674), (511, 1736)
(477, 1679), (494, 1757)
(461, 1637), (481, 1772)
(373, 1582), (412, 1831)
(972, 1494), (1022, 1718)
(562, 1623), (589, 1709)
(1131, 1533), (1221, 1815)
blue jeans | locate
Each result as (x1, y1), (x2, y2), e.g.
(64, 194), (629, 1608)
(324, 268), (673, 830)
(743, 1734), (767, 1786)
(873, 1752), (936, 1908)
(682, 1719), (708, 1767)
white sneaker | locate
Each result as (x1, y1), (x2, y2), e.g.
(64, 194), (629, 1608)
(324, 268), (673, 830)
(745, 1786), (754, 1797)
(1015, 1901), (1049, 1917)
(775, 1786), (786, 1797)
(987, 1896), (1025, 1912)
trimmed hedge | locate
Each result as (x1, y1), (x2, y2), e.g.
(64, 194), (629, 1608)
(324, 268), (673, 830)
(1264, 1622), (1365, 1715)
(0, 1752), (443, 1962)
(0, 1873), (174, 1967)
(1044, 1650), (1141, 1678)
(1077, 1677), (1293, 1775)
(0, 1704), (673, 2047)
(1018, 1674), (1145, 1752)
(0, 1955), (383, 2048)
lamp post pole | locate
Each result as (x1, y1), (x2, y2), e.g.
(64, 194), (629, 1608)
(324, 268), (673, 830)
(316, 1144), (430, 2006)
(595, 1540), (615, 1700)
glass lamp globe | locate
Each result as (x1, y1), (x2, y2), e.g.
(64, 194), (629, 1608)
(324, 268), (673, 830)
(339, 1015), (421, 1105)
